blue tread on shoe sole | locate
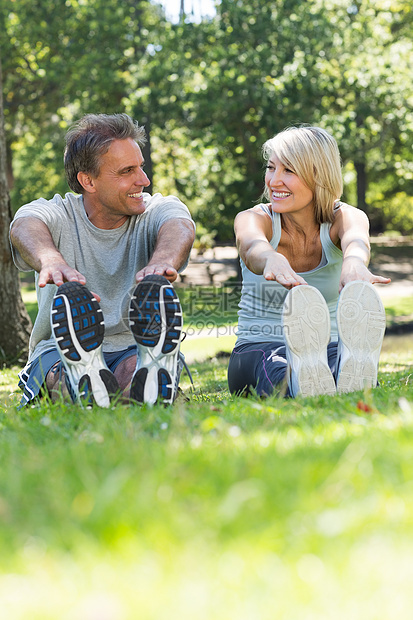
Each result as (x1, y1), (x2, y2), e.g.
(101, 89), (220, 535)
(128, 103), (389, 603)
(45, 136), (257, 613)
(129, 275), (183, 405)
(51, 282), (119, 407)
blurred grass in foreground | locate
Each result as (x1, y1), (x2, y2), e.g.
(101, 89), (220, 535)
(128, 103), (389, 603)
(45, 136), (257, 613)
(0, 337), (412, 618)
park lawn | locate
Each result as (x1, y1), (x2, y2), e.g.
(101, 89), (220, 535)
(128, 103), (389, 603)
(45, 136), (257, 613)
(0, 337), (413, 618)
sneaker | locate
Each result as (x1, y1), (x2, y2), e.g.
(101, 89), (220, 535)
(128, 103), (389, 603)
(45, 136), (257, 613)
(282, 285), (336, 397)
(129, 275), (183, 405)
(336, 280), (386, 394)
(50, 282), (120, 407)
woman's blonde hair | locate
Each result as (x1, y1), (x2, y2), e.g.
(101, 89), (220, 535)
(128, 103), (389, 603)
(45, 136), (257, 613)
(262, 126), (343, 224)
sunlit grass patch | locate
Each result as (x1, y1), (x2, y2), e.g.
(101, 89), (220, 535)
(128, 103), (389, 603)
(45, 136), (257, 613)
(383, 295), (413, 319)
(1, 388), (413, 618)
(1, 281), (412, 618)
(181, 334), (236, 364)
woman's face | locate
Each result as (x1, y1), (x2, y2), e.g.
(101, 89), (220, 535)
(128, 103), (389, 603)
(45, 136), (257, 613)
(265, 154), (314, 218)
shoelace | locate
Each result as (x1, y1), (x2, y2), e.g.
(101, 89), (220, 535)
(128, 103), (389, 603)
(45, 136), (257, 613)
(180, 355), (194, 387)
(178, 331), (194, 387)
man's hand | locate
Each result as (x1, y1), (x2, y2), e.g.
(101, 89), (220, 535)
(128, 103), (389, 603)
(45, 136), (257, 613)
(136, 263), (178, 283)
(38, 262), (87, 288)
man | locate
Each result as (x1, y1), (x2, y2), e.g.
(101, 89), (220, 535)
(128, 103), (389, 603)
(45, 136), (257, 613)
(9, 113), (195, 407)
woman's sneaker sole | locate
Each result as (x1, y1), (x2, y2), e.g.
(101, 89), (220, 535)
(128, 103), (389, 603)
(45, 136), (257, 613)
(51, 282), (119, 407)
(336, 281), (386, 393)
(129, 275), (183, 405)
(282, 285), (336, 397)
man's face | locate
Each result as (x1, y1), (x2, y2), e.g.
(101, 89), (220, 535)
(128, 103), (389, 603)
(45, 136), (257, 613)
(89, 138), (150, 218)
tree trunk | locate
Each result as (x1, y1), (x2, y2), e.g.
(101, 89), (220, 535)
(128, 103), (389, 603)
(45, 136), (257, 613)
(141, 115), (153, 194)
(0, 54), (32, 365)
(127, 0), (153, 194)
(354, 159), (367, 213)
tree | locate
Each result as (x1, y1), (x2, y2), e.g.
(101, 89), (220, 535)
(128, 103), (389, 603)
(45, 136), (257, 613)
(143, 0), (413, 237)
(141, 0), (339, 239)
(0, 0), (166, 363)
(3, 0), (413, 248)
(0, 53), (31, 365)
(3, 0), (164, 206)
(309, 0), (413, 229)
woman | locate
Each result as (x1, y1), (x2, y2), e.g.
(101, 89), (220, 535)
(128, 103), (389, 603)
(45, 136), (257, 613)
(228, 126), (390, 398)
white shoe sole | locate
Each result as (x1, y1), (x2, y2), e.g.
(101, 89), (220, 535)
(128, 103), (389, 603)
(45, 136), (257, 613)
(336, 281), (386, 394)
(282, 286), (336, 397)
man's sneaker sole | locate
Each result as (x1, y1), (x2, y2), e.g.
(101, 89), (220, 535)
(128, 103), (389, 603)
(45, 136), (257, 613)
(51, 282), (119, 407)
(336, 281), (386, 394)
(129, 275), (183, 405)
(282, 285), (336, 397)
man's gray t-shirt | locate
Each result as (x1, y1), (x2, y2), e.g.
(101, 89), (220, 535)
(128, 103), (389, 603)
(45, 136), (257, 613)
(11, 191), (195, 361)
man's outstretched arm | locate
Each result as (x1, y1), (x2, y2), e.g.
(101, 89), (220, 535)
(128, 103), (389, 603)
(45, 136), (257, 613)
(10, 217), (86, 287)
(135, 218), (195, 283)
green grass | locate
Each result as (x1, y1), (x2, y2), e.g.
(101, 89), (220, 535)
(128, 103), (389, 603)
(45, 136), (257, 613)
(21, 284), (38, 324)
(383, 296), (413, 324)
(1, 337), (413, 618)
(4, 280), (412, 618)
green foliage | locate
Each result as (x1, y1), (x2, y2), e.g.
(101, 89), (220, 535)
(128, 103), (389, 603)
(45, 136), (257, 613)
(11, 128), (68, 206)
(380, 192), (413, 236)
(137, 0), (413, 238)
(3, 0), (413, 237)
(3, 0), (165, 208)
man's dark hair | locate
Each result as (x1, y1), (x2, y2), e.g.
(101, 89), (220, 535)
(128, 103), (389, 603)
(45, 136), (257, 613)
(64, 113), (147, 194)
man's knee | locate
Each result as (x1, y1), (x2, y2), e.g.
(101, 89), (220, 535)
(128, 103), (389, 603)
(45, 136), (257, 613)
(113, 354), (137, 393)
(45, 362), (70, 401)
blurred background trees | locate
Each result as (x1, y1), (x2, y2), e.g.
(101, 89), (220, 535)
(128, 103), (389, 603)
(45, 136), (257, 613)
(2, 0), (413, 243)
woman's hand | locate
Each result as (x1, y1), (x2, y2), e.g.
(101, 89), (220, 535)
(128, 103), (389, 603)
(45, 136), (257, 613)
(235, 208), (307, 289)
(332, 204), (391, 292)
(263, 253), (308, 289)
(339, 256), (391, 292)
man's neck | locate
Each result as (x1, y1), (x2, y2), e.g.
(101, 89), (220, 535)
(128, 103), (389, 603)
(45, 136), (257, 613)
(82, 196), (128, 230)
